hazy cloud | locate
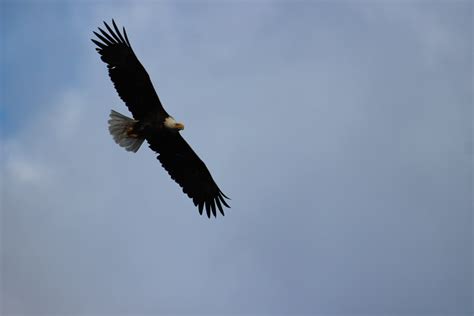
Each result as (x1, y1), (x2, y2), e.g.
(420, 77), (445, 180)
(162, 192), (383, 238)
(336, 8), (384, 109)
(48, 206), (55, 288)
(2, 1), (472, 315)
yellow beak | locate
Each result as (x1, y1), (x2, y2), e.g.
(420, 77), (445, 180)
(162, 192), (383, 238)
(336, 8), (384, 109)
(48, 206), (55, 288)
(175, 123), (185, 130)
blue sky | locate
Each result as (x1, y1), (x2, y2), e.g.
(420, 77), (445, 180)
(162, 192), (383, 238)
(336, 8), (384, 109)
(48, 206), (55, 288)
(1, 1), (472, 315)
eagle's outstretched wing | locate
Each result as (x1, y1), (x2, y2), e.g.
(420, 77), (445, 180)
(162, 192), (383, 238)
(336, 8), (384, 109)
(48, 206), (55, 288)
(93, 20), (230, 217)
(147, 131), (230, 217)
(91, 20), (168, 120)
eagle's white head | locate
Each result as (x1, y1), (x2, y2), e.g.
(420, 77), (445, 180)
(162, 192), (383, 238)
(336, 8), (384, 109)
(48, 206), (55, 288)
(164, 116), (184, 131)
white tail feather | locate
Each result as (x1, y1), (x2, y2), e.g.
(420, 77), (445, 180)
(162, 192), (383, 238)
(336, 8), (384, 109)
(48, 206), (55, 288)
(108, 110), (145, 153)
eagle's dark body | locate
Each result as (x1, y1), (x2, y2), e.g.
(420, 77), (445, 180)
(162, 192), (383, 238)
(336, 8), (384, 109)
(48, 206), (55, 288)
(92, 20), (230, 217)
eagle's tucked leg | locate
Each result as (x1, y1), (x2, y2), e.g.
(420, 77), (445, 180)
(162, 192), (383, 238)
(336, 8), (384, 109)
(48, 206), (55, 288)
(126, 126), (139, 138)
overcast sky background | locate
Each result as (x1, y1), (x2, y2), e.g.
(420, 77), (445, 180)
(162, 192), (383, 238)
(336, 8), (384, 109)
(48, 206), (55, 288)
(1, 1), (472, 315)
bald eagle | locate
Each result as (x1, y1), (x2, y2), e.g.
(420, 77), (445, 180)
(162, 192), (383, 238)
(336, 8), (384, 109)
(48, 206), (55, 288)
(92, 20), (230, 217)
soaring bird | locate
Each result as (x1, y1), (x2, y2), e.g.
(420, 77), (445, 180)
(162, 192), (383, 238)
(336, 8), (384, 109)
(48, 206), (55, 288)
(91, 20), (230, 217)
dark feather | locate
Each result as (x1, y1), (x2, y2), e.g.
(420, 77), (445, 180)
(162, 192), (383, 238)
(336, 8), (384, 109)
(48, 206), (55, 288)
(215, 197), (224, 216)
(210, 200), (216, 217)
(148, 131), (230, 217)
(112, 19), (127, 44)
(91, 38), (107, 50)
(104, 21), (122, 43)
(92, 21), (168, 120)
(122, 27), (131, 46)
(198, 202), (204, 215)
(97, 28), (116, 45)
(205, 202), (211, 218)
